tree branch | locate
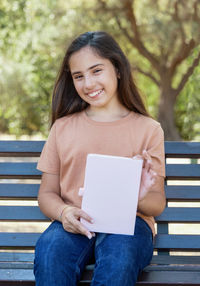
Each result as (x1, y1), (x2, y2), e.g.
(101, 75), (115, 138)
(173, 0), (186, 43)
(169, 39), (196, 76)
(121, 0), (160, 72)
(132, 65), (160, 86)
(174, 49), (200, 96)
(114, 15), (135, 44)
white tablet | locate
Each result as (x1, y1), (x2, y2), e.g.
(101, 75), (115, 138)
(81, 154), (143, 235)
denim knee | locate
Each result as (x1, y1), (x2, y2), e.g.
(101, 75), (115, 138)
(91, 217), (153, 286)
(34, 221), (96, 286)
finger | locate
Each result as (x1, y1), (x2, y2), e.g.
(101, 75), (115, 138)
(74, 220), (93, 239)
(143, 159), (152, 172)
(75, 209), (94, 224)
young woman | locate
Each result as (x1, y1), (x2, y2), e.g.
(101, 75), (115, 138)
(34, 31), (166, 285)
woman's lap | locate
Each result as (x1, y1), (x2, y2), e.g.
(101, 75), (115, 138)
(34, 217), (153, 286)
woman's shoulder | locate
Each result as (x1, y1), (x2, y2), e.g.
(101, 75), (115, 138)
(53, 112), (82, 129)
(132, 112), (161, 130)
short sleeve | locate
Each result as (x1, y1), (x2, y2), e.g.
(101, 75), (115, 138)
(147, 124), (165, 177)
(37, 123), (60, 174)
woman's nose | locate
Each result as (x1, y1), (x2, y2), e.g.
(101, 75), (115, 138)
(84, 75), (95, 90)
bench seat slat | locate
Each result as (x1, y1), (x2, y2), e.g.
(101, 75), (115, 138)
(1, 268), (200, 285)
(138, 270), (200, 284)
(0, 184), (39, 199)
(0, 269), (35, 283)
(0, 206), (48, 221)
(151, 255), (200, 265)
(156, 207), (200, 222)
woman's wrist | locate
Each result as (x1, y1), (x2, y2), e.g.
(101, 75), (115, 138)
(59, 205), (69, 221)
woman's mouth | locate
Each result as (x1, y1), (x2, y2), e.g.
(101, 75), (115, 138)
(87, 89), (104, 99)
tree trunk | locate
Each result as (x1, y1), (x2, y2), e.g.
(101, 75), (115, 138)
(158, 88), (181, 141)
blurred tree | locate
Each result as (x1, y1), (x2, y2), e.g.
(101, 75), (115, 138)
(0, 0), (200, 140)
(91, 0), (200, 140)
(175, 48), (200, 141)
(0, 0), (86, 136)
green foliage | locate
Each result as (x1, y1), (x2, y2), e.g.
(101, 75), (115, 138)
(175, 47), (200, 141)
(0, 0), (199, 139)
(0, 0), (78, 137)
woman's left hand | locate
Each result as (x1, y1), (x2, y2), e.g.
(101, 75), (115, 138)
(133, 150), (157, 201)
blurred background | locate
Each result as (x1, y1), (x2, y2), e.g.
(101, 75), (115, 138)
(0, 0), (200, 141)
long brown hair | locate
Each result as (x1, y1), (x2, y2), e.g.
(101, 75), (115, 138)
(51, 31), (149, 126)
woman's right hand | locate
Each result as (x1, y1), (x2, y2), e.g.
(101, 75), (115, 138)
(61, 205), (95, 239)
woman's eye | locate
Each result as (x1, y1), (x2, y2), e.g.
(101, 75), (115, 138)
(94, 69), (102, 74)
(74, 75), (83, 80)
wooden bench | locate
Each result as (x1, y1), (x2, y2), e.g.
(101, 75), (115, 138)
(0, 140), (200, 285)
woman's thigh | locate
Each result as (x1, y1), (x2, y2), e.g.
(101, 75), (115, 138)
(34, 221), (95, 286)
(91, 216), (153, 286)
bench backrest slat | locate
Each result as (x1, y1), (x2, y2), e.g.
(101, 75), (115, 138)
(1, 163), (199, 179)
(165, 186), (200, 201)
(1, 184), (199, 201)
(0, 141), (44, 156)
(165, 141), (200, 158)
(0, 233), (40, 248)
(155, 234), (200, 250)
(166, 164), (200, 179)
(0, 232), (200, 250)
(0, 141), (199, 156)
(156, 207), (200, 222)
(0, 162), (41, 178)
(0, 206), (48, 221)
(0, 184), (39, 198)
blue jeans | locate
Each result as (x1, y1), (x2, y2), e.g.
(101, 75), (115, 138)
(34, 216), (153, 286)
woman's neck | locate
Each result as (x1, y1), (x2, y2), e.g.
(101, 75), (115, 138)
(85, 106), (130, 122)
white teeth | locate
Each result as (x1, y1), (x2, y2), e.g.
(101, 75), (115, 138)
(88, 90), (103, 97)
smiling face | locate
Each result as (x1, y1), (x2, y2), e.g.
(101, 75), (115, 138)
(69, 46), (120, 111)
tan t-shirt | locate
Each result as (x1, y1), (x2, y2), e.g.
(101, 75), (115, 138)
(37, 110), (165, 235)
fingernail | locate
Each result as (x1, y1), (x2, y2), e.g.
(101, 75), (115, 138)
(91, 219), (94, 223)
(88, 233), (92, 239)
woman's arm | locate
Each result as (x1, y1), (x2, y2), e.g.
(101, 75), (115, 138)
(38, 173), (94, 239)
(38, 173), (67, 221)
(137, 176), (166, 217)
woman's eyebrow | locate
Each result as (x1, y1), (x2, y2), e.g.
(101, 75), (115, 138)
(71, 64), (104, 76)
